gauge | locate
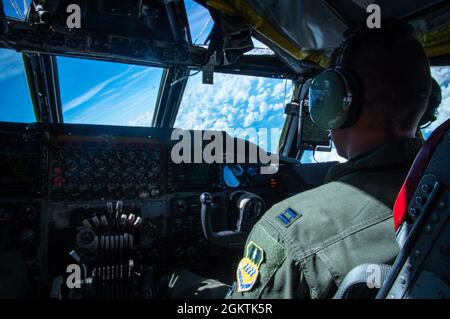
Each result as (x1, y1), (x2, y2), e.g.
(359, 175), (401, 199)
(223, 165), (240, 188)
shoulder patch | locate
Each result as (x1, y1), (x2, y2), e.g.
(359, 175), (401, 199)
(276, 207), (302, 227)
(236, 241), (264, 292)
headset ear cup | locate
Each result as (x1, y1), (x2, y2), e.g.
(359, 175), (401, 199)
(308, 69), (361, 130)
(419, 77), (441, 127)
(337, 69), (363, 128)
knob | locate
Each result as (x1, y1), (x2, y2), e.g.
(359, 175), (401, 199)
(138, 189), (150, 199)
(0, 208), (11, 222)
(200, 192), (212, 205)
(52, 175), (66, 187)
(15, 206), (37, 225)
(174, 199), (187, 214)
(76, 228), (98, 253)
(150, 188), (160, 198)
(91, 215), (100, 227)
(119, 214), (127, 226)
(150, 163), (161, 175)
(127, 214), (136, 225)
(133, 217), (142, 228)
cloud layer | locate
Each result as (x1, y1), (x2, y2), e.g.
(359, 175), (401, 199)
(175, 73), (292, 152)
(426, 67), (450, 133)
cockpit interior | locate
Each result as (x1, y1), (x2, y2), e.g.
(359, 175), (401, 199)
(0, 0), (449, 299)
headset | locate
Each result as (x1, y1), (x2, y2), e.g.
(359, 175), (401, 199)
(308, 21), (419, 131)
(419, 77), (442, 129)
(307, 30), (364, 130)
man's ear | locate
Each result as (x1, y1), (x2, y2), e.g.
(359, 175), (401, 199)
(418, 77), (441, 129)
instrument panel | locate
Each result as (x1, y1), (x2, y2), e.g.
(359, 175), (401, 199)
(0, 123), (284, 298)
(0, 122), (334, 298)
(48, 134), (164, 202)
(0, 130), (47, 197)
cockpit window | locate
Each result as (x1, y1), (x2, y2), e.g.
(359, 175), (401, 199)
(184, 0), (274, 54)
(3, 1), (31, 20)
(185, 0), (212, 45)
(0, 49), (35, 123)
(423, 67), (450, 137)
(174, 72), (292, 153)
(59, 57), (163, 126)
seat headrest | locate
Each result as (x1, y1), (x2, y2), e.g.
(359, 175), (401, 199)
(393, 119), (450, 231)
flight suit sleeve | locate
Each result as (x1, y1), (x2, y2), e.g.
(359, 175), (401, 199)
(227, 221), (311, 299)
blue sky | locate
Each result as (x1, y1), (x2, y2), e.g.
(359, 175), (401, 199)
(1, 1), (449, 162)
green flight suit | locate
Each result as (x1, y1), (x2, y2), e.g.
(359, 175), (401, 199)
(228, 138), (422, 299)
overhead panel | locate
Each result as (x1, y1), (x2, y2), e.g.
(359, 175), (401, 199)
(207, 0), (346, 67)
(204, 0), (450, 69)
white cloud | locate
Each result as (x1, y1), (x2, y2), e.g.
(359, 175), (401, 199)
(431, 67), (450, 86)
(174, 73), (291, 153)
(426, 67), (450, 134)
(305, 147), (347, 163)
(271, 81), (286, 100)
(315, 148), (346, 163)
(243, 111), (259, 127)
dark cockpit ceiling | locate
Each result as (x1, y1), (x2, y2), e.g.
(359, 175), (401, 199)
(35, 0), (190, 43)
(4, 1), (450, 69)
(353, 0), (442, 18)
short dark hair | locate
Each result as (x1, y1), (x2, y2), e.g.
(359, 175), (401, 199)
(340, 19), (431, 131)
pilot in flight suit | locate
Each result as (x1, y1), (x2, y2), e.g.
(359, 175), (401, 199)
(160, 20), (433, 299)
(227, 138), (422, 298)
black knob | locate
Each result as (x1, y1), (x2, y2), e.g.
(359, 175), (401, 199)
(200, 192), (212, 205)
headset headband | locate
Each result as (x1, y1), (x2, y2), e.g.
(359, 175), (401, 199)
(332, 26), (362, 67)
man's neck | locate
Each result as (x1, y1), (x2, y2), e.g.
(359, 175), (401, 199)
(344, 130), (414, 160)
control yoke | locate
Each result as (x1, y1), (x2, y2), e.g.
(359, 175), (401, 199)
(200, 191), (265, 249)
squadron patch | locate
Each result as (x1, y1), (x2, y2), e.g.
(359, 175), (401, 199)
(236, 241), (264, 292)
(276, 207), (302, 227)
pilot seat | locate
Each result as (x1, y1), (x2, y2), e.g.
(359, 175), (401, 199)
(334, 118), (450, 299)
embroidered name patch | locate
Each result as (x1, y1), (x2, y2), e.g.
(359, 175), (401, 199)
(236, 241), (264, 292)
(276, 208), (302, 227)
